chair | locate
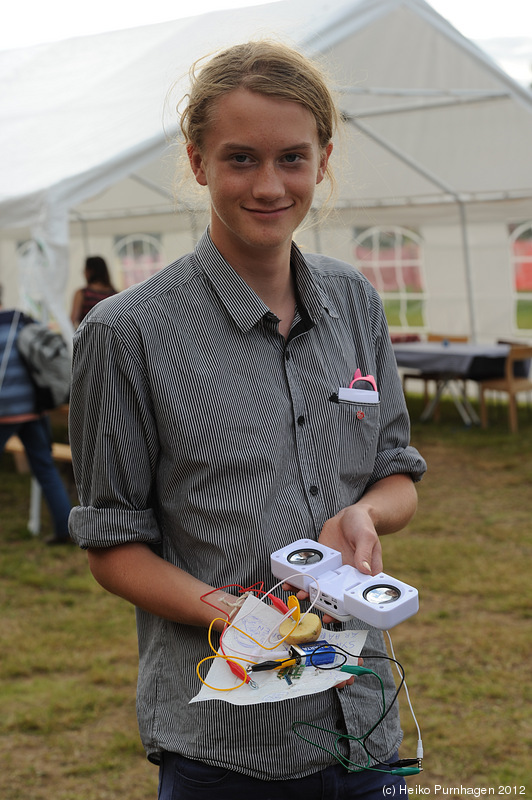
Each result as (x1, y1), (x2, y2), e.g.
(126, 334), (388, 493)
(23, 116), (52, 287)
(478, 345), (532, 433)
(402, 335), (469, 419)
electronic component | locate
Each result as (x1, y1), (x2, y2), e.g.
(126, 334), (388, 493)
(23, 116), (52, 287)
(271, 538), (419, 629)
(290, 640), (336, 667)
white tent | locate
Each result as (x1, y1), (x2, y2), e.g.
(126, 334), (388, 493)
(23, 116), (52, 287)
(1, 0), (532, 342)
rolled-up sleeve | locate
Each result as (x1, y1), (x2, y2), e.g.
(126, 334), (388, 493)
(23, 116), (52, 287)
(68, 317), (161, 549)
(370, 299), (426, 485)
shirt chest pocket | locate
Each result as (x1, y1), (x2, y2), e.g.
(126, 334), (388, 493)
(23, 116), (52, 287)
(335, 398), (380, 491)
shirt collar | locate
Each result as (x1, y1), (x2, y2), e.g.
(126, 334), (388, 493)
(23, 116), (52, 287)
(290, 240), (340, 324)
(194, 228), (338, 333)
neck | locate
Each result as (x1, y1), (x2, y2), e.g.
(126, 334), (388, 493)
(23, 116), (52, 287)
(240, 258), (296, 340)
(210, 230), (296, 337)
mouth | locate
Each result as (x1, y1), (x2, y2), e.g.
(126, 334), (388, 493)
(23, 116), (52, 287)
(244, 204), (294, 216)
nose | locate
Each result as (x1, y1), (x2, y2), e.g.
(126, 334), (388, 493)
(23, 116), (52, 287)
(251, 162), (285, 202)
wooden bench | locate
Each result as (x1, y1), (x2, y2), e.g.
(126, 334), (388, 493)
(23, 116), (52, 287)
(5, 435), (72, 473)
(4, 435), (73, 536)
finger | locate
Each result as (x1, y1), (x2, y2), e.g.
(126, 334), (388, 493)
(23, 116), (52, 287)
(369, 543), (383, 575)
(357, 538), (383, 576)
(281, 583), (309, 600)
(335, 677), (355, 689)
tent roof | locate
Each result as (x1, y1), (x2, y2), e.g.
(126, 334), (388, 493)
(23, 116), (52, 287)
(1, 0), (532, 230)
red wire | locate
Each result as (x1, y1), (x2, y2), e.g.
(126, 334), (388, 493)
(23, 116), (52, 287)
(200, 582), (266, 619)
(200, 581), (289, 685)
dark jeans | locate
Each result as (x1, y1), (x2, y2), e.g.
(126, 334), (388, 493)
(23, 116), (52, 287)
(0, 417), (71, 538)
(158, 751), (407, 800)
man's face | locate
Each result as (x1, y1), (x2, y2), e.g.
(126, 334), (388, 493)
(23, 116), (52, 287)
(187, 88), (332, 266)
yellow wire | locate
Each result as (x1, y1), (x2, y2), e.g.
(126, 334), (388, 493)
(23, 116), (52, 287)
(198, 607), (303, 692)
(208, 611), (300, 656)
(196, 655), (250, 691)
(197, 618), (263, 690)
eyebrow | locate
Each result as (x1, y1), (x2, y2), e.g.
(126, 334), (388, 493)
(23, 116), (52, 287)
(220, 142), (315, 153)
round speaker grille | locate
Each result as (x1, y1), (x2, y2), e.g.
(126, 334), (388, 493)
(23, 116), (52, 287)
(287, 548), (323, 566)
(363, 585), (401, 604)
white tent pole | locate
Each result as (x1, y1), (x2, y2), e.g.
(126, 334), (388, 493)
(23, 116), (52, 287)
(130, 173), (173, 200)
(339, 89), (510, 120)
(28, 480), (42, 536)
(345, 114), (478, 341)
(340, 87), (509, 98)
(457, 201), (478, 343)
(188, 210), (200, 245)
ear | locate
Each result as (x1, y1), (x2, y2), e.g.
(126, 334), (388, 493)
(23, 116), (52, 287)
(316, 142), (333, 185)
(187, 143), (208, 187)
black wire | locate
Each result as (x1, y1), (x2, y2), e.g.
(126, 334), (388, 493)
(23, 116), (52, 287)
(308, 644), (407, 768)
(358, 649), (405, 764)
(307, 643), (348, 669)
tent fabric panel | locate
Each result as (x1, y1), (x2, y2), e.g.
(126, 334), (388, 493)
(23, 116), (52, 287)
(2, 0), (532, 224)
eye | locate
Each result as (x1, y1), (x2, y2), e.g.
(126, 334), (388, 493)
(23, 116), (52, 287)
(231, 153), (252, 164)
(282, 153), (302, 164)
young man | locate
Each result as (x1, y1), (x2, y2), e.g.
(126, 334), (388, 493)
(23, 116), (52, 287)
(69, 41), (426, 799)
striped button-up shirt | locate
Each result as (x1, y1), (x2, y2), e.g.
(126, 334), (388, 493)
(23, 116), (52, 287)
(69, 229), (426, 779)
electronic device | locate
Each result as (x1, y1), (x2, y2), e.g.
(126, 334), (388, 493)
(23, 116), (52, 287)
(270, 538), (419, 629)
(290, 640), (337, 666)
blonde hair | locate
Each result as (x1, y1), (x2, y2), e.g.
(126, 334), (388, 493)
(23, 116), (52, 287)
(179, 40), (339, 192)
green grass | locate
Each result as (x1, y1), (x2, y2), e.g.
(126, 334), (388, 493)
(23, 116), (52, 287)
(1, 397), (531, 797)
(386, 396), (532, 792)
(384, 298), (425, 327)
(516, 297), (532, 330)
(0, 449), (156, 799)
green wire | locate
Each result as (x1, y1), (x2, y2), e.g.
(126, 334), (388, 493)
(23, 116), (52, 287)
(291, 667), (390, 773)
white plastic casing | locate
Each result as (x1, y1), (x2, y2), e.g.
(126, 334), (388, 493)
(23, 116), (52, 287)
(270, 538), (419, 629)
(270, 538), (342, 592)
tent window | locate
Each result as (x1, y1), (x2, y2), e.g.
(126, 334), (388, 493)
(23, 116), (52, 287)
(114, 234), (165, 289)
(510, 222), (532, 331)
(353, 226), (426, 331)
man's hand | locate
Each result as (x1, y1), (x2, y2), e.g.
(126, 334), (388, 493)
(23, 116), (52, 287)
(282, 506), (380, 624)
(319, 473), (418, 575)
(281, 475), (418, 624)
(319, 504), (382, 576)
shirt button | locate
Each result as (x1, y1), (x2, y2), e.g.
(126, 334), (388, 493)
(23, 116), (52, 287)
(297, 415), (305, 426)
(309, 485), (319, 496)
(285, 349), (290, 360)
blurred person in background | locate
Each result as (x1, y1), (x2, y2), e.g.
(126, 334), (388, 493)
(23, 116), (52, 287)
(70, 256), (117, 328)
(0, 299), (72, 545)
